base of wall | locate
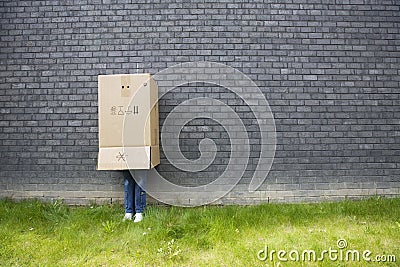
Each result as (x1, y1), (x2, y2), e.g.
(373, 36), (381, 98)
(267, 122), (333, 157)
(1, 187), (399, 206)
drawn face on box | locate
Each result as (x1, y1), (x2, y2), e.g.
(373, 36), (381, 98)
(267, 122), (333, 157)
(121, 75), (131, 97)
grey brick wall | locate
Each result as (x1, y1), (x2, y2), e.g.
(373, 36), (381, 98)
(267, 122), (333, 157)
(1, 0), (399, 205)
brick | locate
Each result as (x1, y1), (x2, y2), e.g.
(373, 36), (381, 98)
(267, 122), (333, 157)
(0, 0), (399, 205)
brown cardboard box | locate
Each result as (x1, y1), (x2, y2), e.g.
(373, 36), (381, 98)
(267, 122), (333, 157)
(97, 74), (160, 170)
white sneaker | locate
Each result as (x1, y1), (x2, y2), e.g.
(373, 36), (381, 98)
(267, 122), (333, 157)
(133, 213), (143, 223)
(123, 213), (132, 221)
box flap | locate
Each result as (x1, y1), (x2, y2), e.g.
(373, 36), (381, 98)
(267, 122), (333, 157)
(151, 145), (160, 168)
(97, 146), (151, 170)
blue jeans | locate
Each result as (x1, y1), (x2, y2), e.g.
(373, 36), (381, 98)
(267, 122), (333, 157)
(123, 170), (147, 213)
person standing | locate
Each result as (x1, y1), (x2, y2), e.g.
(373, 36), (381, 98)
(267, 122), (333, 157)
(123, 169), (147, 222)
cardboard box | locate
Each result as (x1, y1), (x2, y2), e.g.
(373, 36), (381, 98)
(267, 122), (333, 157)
(97, 74), (160, 170)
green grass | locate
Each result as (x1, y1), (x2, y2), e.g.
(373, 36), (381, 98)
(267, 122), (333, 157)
(0, 197), (399, 266)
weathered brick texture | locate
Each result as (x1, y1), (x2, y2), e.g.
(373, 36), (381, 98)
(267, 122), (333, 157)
(0, 0), (399, 204)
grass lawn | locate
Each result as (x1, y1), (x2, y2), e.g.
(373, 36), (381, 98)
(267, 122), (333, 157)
(0, 197), (399, 266)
